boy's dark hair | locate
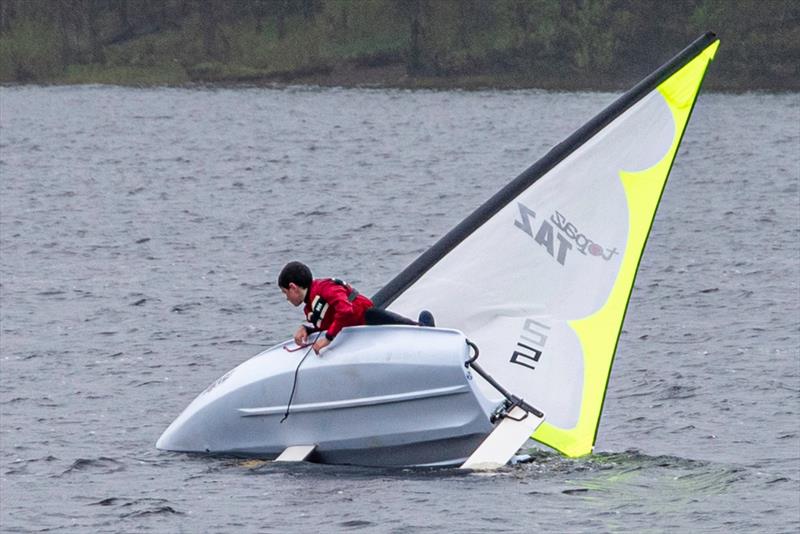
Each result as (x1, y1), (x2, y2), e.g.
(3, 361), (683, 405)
(278, 261), (312, 289)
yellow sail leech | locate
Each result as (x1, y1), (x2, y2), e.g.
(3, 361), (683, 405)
(532, 40), (719, 458)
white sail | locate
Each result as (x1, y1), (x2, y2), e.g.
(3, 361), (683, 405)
(374, 34), (720, 457)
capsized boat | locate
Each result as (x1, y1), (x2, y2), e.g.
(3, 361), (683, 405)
(157, 326), (498, 466)
(157, 33), (720, 468)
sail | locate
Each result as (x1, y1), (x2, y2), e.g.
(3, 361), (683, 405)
(372, 33), (720, 458)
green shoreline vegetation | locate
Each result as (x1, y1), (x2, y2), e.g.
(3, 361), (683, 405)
(0, 0), (797, 91)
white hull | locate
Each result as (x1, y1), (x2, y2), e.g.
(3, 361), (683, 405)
(157, 326), (499, 467)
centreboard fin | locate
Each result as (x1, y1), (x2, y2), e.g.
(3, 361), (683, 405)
(275, 445), (317, 462)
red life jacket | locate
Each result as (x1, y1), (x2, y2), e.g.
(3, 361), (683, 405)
(303, 278), (373, 340)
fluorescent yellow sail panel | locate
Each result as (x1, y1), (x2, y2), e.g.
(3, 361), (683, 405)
(533, 40), (719, 457)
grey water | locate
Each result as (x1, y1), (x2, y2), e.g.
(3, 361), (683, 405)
(0, 84), (797, 533)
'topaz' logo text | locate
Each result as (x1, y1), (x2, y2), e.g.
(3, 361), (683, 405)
(514, 202), (619, 266)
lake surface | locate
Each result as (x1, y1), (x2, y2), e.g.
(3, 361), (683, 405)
(1, 85), (798, 533)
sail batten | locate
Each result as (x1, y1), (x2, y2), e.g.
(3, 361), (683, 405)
(375, 34), (719, 458)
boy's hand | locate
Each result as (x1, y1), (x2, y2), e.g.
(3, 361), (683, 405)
(293, 325), (308, 345)
(312, 336), (330, 355)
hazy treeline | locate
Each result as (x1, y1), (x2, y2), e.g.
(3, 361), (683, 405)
(0, 0), (797, 89)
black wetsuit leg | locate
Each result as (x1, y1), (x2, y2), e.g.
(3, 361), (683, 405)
(364, 308), (418, 326)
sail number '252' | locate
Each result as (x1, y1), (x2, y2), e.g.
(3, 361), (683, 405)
(510, 318), (550, 371)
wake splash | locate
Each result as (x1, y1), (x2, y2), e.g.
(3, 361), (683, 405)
(512, 448), (750, 496)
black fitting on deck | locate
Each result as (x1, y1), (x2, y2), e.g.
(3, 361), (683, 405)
(465, 339), (544, 420)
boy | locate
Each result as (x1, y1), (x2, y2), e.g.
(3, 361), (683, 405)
(278, 261), (432, 354)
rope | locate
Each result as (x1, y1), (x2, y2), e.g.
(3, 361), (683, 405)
(280, 343), (315, 423)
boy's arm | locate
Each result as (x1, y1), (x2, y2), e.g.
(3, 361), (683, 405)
(322, 288), (359, 340)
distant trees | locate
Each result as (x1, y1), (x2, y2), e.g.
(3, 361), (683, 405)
(0, 0), (797, 89)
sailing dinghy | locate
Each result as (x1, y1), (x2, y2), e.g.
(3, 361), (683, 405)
(157, 33), (719, 468)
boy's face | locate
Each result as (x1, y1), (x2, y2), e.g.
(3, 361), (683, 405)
(281, 283), (305, 307)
